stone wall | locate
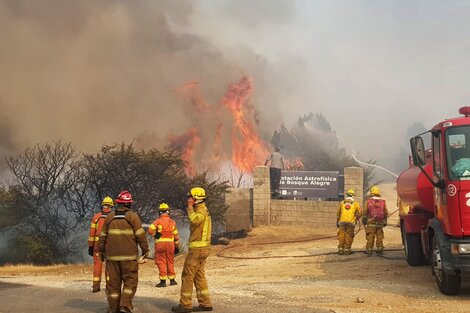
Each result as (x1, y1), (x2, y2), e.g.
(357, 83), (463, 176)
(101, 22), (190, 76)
(252, 166), (271, 227)
(253, 166), (363, 228)
(344, 167), (364, 205)
(223, 166), (364, 230)
(269, 200), (339, 227)
(224, 187), (252, 232)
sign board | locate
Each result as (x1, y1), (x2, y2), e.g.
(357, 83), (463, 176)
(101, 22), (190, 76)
(279, 171), (339, 199)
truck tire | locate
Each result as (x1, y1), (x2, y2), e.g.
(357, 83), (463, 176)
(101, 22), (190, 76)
(400, 220), (405, 246)
(432, 240), (461, 295)
(404, 232), (425, 266)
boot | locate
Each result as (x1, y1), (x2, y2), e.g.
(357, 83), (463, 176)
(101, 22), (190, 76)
(365, 249), (373, 256)
(171, 305), (192, 313)
(344, 249), (352, 255)
(92, 286), (100, 293)
(193, 305), (214, 311)
(119, 307), (132, 313)
(337, 248), (344, 255)
(170, 279), (178, 286)
(156, 280), (167, 288)
(376, 249), (383, 256)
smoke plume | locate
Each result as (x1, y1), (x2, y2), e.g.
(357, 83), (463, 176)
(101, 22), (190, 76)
(0, 0), (292, 175)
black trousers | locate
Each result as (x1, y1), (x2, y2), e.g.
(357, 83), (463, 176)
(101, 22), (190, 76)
(269, 167), (281, 192)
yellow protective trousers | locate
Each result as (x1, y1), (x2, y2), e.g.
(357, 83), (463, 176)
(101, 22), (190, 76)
(105, 260), (139, 312)
(337, 224), (355, 250)
(365, 226), (384, 251)
(179, 248), (212, 309)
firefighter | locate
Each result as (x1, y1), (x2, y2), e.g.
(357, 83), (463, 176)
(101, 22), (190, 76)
(148, 203), (180, 288)
(87, 196), (114, 293)
(171, 187), (213, 313)
(363, 185), (388, 255)
(98, 190), (149, 313)
(264, 147), (286, 195)
(336, 189), (361, 255)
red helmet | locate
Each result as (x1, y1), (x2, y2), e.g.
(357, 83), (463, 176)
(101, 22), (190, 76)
(115, 190), (134, 204)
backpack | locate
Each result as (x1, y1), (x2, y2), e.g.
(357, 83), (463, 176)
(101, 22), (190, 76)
(366, 198), (385, 222)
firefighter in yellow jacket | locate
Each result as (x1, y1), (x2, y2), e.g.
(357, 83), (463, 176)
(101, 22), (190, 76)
(87, 196), (114, 293)
(172, 187), (213, 313)
(363, 185), (388, 255)
(99, 190), (149, 313)
(336, 189), (361, 255)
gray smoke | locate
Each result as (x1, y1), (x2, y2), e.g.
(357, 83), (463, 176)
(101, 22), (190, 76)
(0, 1), (283, 156)
(2, 0), (468, 179)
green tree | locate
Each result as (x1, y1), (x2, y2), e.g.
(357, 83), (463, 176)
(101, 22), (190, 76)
(271, 113), (377, 191)
(80, 143), (230, 224)
(3, 142), (230, 264)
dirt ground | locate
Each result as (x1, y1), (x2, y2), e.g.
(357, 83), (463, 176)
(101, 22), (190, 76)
(2, 184), (470, 313)
(1, 224), (470, 313)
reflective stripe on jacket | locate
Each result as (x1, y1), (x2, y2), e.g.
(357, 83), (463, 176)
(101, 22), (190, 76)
(337, 199), (361, 225)
(148, 214), (180, 245)
(187, 202), (212, 249)
(98, 207), (149, 261)
(88, 210), (110, 247)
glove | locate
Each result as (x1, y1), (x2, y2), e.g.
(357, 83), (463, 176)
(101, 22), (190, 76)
(336, 221), (339, 228)
(362, 217), (368, 225)
(383, 221), (387, 227)
(88, 246), (94, 257)
(174, 246), (180, 255)
(155, 232), (162, 239)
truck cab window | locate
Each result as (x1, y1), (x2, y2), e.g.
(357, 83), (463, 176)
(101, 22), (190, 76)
(447, 126), (470, 180)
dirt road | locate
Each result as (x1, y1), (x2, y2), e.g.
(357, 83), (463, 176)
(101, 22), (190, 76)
(2, 224), (470, 313)
(2, 184), (470, 313)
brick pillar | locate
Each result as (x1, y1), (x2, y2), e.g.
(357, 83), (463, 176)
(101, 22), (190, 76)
(344, 166), (364, 206)
(253, 166), (271, 226)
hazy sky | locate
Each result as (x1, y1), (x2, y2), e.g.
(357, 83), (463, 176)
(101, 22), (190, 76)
(1, 0), (469, 176)
(191, 1), (470, 170)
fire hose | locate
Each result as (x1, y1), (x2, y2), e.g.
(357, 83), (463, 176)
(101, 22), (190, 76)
(216, 212), (404, 261)
(216, 153), (404, 261)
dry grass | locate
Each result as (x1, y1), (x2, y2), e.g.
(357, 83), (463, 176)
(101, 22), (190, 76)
(0, 263), (89, 276)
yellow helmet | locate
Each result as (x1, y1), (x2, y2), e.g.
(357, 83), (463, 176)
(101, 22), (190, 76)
(189, 187), (206, 200)
(159, 203), (170, 211)
(102, 196), (114, 207)
(346, 189), (355, 197)
(370, 185), (381, 196)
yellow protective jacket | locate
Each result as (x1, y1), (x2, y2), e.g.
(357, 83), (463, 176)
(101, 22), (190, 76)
(337, 199), (361, 225)
(98, 207), (149, 261)
(187, 202), (212, 249)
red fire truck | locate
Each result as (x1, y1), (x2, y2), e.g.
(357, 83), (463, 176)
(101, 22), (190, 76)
(397, 106), (470, 295)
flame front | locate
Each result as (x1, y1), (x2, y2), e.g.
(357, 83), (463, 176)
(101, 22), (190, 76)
(168, 76), (269, 176)
(174, 81), (210, 113)
(221, 76), (269, 172)
(166, 126), (201, 176)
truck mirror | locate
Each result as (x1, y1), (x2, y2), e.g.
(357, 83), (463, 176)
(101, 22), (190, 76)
(410, 136), (426, 166)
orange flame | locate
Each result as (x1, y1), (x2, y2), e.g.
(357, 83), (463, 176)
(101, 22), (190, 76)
(221, 76), (269, 172)
(167, 76), (269, 176)
(166, 127), (201, 176)
(285, 157), (304, 171)
(211, 123), (224, 163)
(174, 81), (210, 112)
